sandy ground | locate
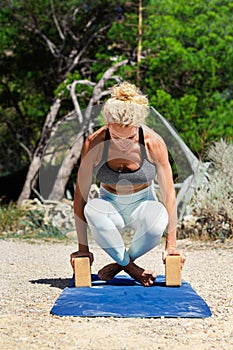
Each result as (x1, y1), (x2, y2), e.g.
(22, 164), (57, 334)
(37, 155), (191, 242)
(0, 238), (232, 350)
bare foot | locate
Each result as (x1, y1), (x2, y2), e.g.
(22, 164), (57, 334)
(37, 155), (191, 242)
(123, 261), (156, 287)
(98, 263), (123, 281)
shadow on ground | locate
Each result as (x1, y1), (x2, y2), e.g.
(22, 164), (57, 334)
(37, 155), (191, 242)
(30, 277), (71, 289)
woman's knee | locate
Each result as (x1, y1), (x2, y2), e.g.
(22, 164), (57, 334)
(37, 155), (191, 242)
(84, 198), (105, 221)
(84, 198), (124, 229)
(150, 201), (168, 226)
(137, 201), (168, 233)
(149, 202), (168, 231)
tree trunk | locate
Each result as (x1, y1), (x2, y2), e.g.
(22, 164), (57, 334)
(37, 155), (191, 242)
(17, 98), (61, 205)
(48, 60), (128, 200)
(137, 0), (143, 87)
(48, 130), (84, 200)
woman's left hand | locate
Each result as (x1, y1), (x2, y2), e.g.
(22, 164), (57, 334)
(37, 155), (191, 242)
(162, 248), (186, 268)
(70, 251), (94, 270)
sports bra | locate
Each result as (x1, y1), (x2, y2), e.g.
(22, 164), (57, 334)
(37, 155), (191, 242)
(94, 126), (156, 185)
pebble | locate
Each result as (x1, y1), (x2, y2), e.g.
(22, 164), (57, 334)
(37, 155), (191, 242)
(0, 239), (232, 350)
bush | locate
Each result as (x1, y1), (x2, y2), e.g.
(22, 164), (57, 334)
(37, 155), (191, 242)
(0, 202), (67, 240)
(179, 139), (233, 241)
(0, 202), (26, 235)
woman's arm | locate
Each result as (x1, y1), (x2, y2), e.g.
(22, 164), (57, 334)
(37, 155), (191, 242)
(145, 127), (185, 264)
(71, 134), (100, 265)
(150, 137), (177, 249)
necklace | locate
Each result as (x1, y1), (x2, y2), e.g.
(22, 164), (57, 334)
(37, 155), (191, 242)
(109, 126), (138, 152)
(119, 163), (124, 172)
(108, 125), (138, 139)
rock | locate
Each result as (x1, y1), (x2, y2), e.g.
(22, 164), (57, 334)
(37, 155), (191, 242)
(66, 231), (77, 240)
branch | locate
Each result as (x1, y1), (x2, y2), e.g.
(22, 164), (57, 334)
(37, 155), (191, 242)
(50, 110), (76, 137)
(91, 60), (128, 103)
(34, 29), (59, 57)
(67, 80), (96, 123)
(19, 142), (33, 162)
(72, 7), (81, 21)
(137, 0), (143, 87)
(84, 16), (97, 32)
(109, 75), (124, 84)
(13, 13), (59, 57)
(83, 60), (128, 122)
(65, 24), (111, 75)
(98, 90), (111, 99)
(66, 60), (127, 129)
(35, 98), (61, 156)
(67, 15), (97, 43)
(48, 60), (129, 200)
(49, 0), (65, 41)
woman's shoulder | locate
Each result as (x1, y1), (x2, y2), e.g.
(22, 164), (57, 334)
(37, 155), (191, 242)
(86, 126), (107, 148)
(141, 124), (166, 146)
(81, 126), (107, 162)
(141, 124), (169, 163)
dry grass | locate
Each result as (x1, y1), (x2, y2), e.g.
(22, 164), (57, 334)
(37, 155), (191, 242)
(179, 139), (233, 241)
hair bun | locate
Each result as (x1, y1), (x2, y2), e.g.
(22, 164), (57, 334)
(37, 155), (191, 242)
(111, 82), (138, 102)
(103, 82), (149, 125)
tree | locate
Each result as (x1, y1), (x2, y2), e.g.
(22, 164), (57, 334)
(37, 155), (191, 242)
(1, 0), (232, 203)
(102, 0), (233, 153)
(144, 0), (233, 152)
(0, 0), (131, 202)
(46, 60), (128, 201)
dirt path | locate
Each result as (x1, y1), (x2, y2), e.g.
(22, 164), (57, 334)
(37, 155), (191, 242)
(0, 239), (232, 350)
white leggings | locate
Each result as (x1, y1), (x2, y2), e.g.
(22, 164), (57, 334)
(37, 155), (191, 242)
(84, 184), (168, 266)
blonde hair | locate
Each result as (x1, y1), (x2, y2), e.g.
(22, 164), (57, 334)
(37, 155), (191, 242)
(102, 82), (149, 126)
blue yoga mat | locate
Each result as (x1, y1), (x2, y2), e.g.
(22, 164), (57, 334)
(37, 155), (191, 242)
(50, 274), (212, 318)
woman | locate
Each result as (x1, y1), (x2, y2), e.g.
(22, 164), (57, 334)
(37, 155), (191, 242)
(70, 82), (185, 286)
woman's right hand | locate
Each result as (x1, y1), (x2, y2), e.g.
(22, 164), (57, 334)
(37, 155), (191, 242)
(162, 249), (186, 268)
(70, 251), (94, 270)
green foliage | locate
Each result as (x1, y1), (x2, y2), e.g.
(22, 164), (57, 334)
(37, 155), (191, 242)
(0, 0), (232, 178)
(147, 0), (233, 153)
(20, 210), (66, 240)
(0, 202), (26, 234)
(104, 0), (233, 154)
(0, 0), (130, 174)
(0, 203), (66, 240)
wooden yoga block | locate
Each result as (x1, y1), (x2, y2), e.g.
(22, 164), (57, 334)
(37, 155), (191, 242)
(165, 255), (182, 287)
(74, 257), (92, 287)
